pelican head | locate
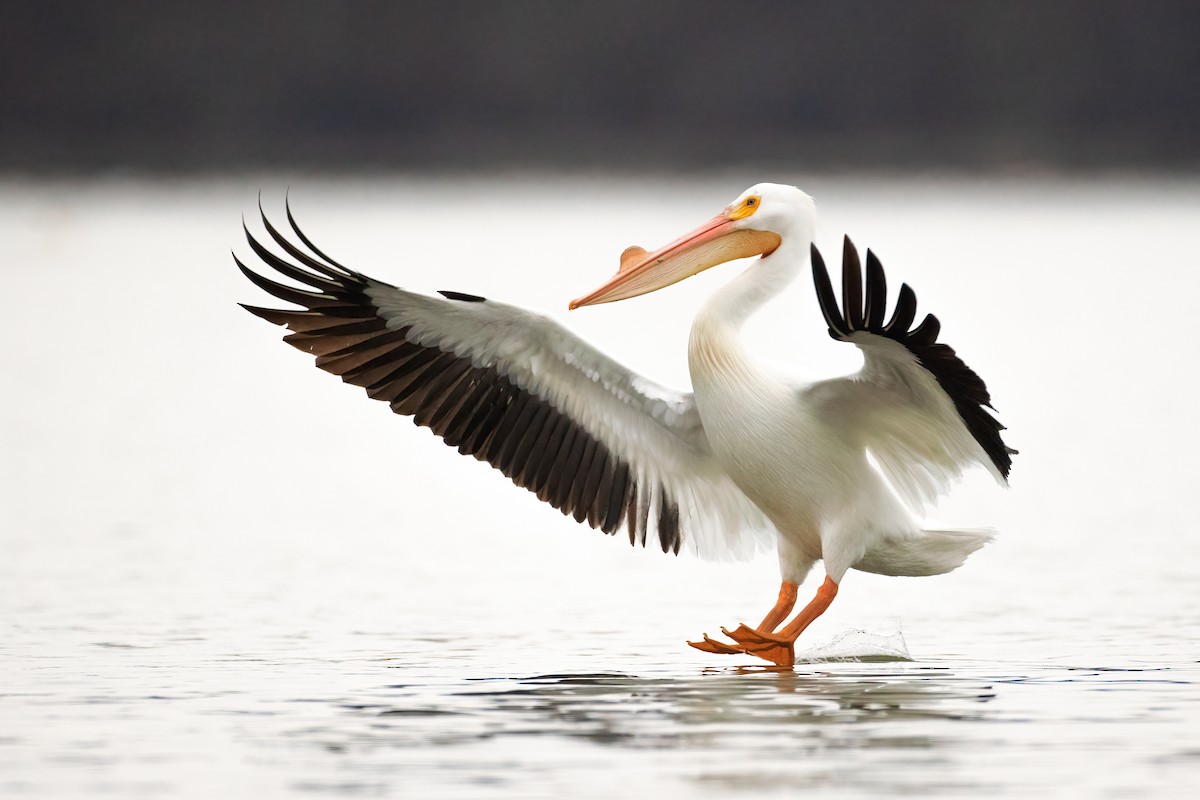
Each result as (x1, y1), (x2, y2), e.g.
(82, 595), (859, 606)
(569, 183), (815, 310)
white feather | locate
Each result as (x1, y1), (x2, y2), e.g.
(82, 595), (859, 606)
(365, 283), (776, 560)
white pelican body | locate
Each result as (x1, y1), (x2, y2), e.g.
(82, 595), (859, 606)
(239, 183), (1012, 665)
(686, 200), (844, 585)
(687, 200), (959, 588)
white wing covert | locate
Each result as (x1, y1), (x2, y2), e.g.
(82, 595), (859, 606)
(237, 204), (774, 560)
(805, 237), (1014, 514)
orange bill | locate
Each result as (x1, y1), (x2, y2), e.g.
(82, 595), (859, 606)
(569, 215), (780, 310)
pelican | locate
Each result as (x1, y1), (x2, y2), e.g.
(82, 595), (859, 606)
(237, 183), (1013, 666)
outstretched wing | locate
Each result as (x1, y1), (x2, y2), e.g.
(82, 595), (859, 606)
(236, 202), (774, 560)
(807, 236), (1014, 513)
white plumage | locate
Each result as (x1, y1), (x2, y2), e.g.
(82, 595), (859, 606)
(238, 183), (1012, 665)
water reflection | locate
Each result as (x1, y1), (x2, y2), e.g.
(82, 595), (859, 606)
(260, 664), (1010, 796)
(324, 665), (1000, 753)
(276, 660), (1195, 795)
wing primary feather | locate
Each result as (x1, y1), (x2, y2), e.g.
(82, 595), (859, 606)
(423, 365), (485, 438)
(517, 403), (563, 490)
(259, 201), (353, 281)
(653, 489), (679, 554)
(365, 353), (439, 403)
(273, 316), (384, 337)
(567, 435), (599, 523)
(284, 196), (353, 273)
(441, 371), (499, 448)
(240, 304), (299, 327)
(317, 332), (414, 374)
(909, 313), (942, 346)
(604, 460), (631, 534)
(368, 345), (439, 389)
(532, 413), (574, 499)
(412, 358), (475, 429)
(376, 350), (448, 400)
(589, 450), (615, 530)
(283, 329), (395, 357)
(508, 402), (554, 486)
(863, 249), (887, 329)
(235, 256), (347, 309)
(552, 427), (590, 513)
(473, 394), (513, 463)
(810, 244), (849, 337)
(393, 352), (463, 415)
(625, 482), (641, 545)
(636, 484), (652, 547)
(498, 394), (545, 476)
(243, 224), (344, 294)
(883, 284), (918, 334)
(841, 236), (864, 331)
(368, 347), (444, 398)
(542, 422), (580, 507)
(482, 391), (534, 470)
(460, 382), (514, 457)
(343, 349), (428, 388)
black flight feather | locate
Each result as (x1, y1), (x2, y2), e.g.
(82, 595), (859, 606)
(810, 237), (1014, 480)
(238, 206), (679, 554)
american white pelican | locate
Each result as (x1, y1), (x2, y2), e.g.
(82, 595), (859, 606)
(237, 183), (1013, 666)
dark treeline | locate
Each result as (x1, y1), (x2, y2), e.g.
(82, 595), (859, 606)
(3, 1), (1198, 173)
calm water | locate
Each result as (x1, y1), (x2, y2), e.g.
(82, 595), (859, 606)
(3, 175), (1199, 798)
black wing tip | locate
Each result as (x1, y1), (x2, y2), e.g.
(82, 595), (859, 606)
(840, 237), (864, 330)
(232, 252), (259, 280)
(279, 195), (350, 272)
(809, 242), (825, 275)
(815, 237), (1016, 478)
(820, 236), (943, 344)
(239, 303), (284, 324)
(438, 290), (487, 303)
(862, 247), (887, 328)
(909, 312), (942, 345)
(810, 243), (851, 338)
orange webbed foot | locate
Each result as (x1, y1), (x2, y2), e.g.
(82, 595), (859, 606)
(720, 625), (796, 667)
(688, 625), (796, 666)
(687, 633), (746, 655)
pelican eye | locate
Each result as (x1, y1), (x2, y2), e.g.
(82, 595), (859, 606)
(728, 194), (762, 220)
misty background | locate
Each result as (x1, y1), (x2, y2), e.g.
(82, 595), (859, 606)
(4, 1), (1198, 175)
(6, 5), (1200, 798)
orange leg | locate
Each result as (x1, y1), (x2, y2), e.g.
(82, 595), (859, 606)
(757, 581), (799, 632)
(688, 576), (839, 667)
(777, 576), (838, 640)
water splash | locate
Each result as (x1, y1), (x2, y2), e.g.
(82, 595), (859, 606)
(794, 626), (913, 663)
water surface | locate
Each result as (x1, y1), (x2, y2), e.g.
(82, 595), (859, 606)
(3, 175), (1199, 797)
